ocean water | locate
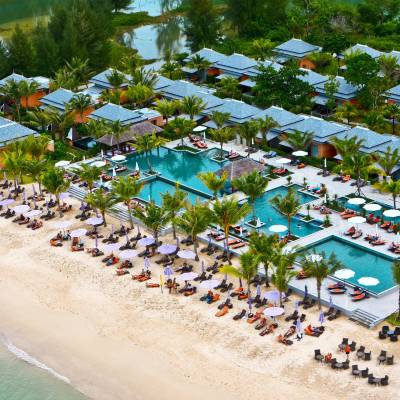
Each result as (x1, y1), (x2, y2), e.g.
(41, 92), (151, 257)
(0, 336), (87, 400)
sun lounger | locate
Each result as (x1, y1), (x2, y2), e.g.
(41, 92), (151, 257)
(233, 309), (246, 320)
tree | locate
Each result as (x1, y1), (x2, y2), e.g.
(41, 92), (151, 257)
(237, 121), (259, 157)
(345, 53), (380, 87)
(249, 232), (282, 287)
(392, 260), (400, 321)
(286, 130), (314, 152)
(85, 188), (118, 227)
(270, 188), (301, 238)
(110, 0), (131, 12)
(215, 77), (242, 100)
(212, 197), (251, 263)
(331, 135), (364, 160)
(135, 133), (165, 173)
(132, 201), (170, 244)
(130, 67), (158, 89)
(41, 167), (70, 215)
(107, 120), (126, 150)
(210, 128), (233, 158)
(335, 102), (358, 125)
(126, 83), (154, 108)
(46, 108), (74, 141)
(7, 25), (34, 75)
(19, 80), (39, 110)
(25, 159), (48, 194)
(301, 252), (343, 309)
(374, 179), (400, 209)
(67, 94), (92, 122)
(167, 117), (196, 147)
(72, 164), (102, 193)
(257, 116), (278, 148)
(324, 76), (339, 113)
(271, 249), (297, 307)
(160, 60), (184, 80)
(162, 185), (188, 239)
(384, 104), (400, 135)
(0, 79), (23, 122)
(210, 111), (231, 129)
(112, 176), (144, 229)
(197, 171), (228, 199)
(185, 0), (221, 51)
(65, 57), (91, 87)
(377, 147), (400, 180)
(155, 99), (176, 124)
(379, 54), (400, 83)
(52, 67), (79, 91)
(26, 109), (52, 132)
(84, 119), (109, 139)
(107, 69), (126, 90)
(187, 54), (212, 82)
(363, 111), (386, 132)
(175, 201), (213, 260)
(2, 149), (27, 189)
(233, 171), (268, 220)
(24, 135), (49, 160)
(250, 38), (275, 61)
(180, 95), (206, 120)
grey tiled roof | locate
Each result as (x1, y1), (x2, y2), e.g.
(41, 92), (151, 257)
(245, 60), (283, 77)
(184, 48), (225, 64)
(208, 99), (260, 123)
(89, 104), (147, 126)
(0, 117), (36, 147)
(153, 75), (174, 91)
(0, 73), (49, 90)
(40, 88), (75, 111)
(298, 69), (328, 87)
(342, 44), (383, 59)
(273, 38), (321, 58)
(315, 76), (358, 100)
(214, 53), (257, 76)
(89, 68), (131, 89)
(255, 106), (304, 128)
(384, 84), (400, 104)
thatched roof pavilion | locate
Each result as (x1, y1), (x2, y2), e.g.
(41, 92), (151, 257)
(216, 158), (266, 181)
(96, 122), (163, 147)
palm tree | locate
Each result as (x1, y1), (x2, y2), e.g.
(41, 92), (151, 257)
(257, 116), (278, 148)
(84, 119), (109, 139)
(212, 197), (251, 263)
(331, 135), (364, 160)
(270, 188), (301, 238)
(101, 89), (121, 105)
(175, 201), (213, 260)
(363, 111), (386, 132)
(220, 252), (259, 296)
(197, 171), (228, 199)
(19, 80), (39, 109)
(215, 77), (241, 99)
(187, 54), (211, 82)
(112, 176), (144, 228)
(379, 54), (400, 83)
(237, 121), (259, 157)
(301, 252), (343, 309)
(41, 167), (70, 215)
(2, 149), (27, 189)
(392, 260), (400, 321)
(162, 185), (188, 239)
(120, 54), (144, 75)
(271, 250), (297, 307)
(67, 94), (92, 122)
(251, 38), (275, 60)
(286, 129), (314, 152)
(130, 67), (158, 89)
(160, 60), (184, 80)
(167, 117), (196, 147)
(374, 179), (400, 209)
(335, 102), (358, 125)
(25, 159), (48, 194)
(377, 146), (400, 180)
(210, 127), (233, 158)
(107, 70), (126, 90)
(249, 232), (282, 287)
(65, 57), (91, 87)
(126, 83), (154, 108)
(210, 111), (231, 129)
(232, 171), (268, 220)
(107, 120), (126, 150)
(0, 79), (23, 122)
(384, 103), (400, 135)
(180, 95), (206, 120)
(131, 201), (170, 244)
(71, 164), (102, 193)
(85, 189), (118, 227)
(25, 109), (52, 132)
(46, 107), (74, 141)
(154, 99), (176, 124)
(24, 135), (49, 160)
(135, 133), (165, 173)
(52, 67), (79, 91)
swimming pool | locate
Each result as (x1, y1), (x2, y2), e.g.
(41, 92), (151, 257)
(245, 184), (322, 238)
(137, 176), (211, 206)
(303, 236), (397, 295)
(126, 147), (228, 195)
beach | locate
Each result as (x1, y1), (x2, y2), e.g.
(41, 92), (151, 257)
(0, 196), (399, 400)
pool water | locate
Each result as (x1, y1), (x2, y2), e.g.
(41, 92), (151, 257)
(304, 236), (397, 294)
(137, 177), (211, 205)
(247, 184), (322, 238)
(126, 147), (227, 195)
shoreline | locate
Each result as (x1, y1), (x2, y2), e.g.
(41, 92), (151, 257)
(0, 196), (398, 400)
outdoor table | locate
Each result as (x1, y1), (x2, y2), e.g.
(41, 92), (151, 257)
(352, 370), (361, 378)
(356, 350), (364, 359)
(373, 378), (381, 385)
(378, 356), (386, 364)
(334, 362), (344, 369)
(387, 330), (395, 335)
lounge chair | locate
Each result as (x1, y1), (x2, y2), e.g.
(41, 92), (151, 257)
(314, 349), (324, 362)
(233, 309), (246, 320)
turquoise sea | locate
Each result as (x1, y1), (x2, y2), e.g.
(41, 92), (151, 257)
(0, 337), (87, 400)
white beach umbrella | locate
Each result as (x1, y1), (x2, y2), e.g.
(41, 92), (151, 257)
(177, 249), (196, 259)
(276, 158), (291, 165)
(358, 277), (379, 286)
(70, 228), (87, 238)
(175, 272), (198, 282)
(157, 244), (177, 255)
(137, 236), (155, 246)
(269, 224), (287, 233)
(103, 243), (120, 253)
(200, 279), (220, 290)
(53, 220), (73, 229)
(86, 217), (103, 226)
(264, 290), (285, 302)
(24, 209), (42, 218)
(334, 269), (355, 280)
(292, 150), (308, 157)
(91, 160), (106, 168)
(0, 199), (15, 207)
(263, 307), (285, 317)
(193, 125), (207, 132)
(119, 249), (138, 259)
(55, 160), (70, 168)
(111, 155), (126, 162)
(363, 203), (381, 212)
(13, 204), (30, 214)
(347, 198), (366, 205)
(59, 192), (70, 201)
(306, 254), (323, 263)
(383, 209), (400, 218)
(348, 216), (366, 224)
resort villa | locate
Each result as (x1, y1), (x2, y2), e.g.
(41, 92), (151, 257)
(341, 43), (384, 60)
(0, 116), (37, 150)
(385, 84), (400, 105)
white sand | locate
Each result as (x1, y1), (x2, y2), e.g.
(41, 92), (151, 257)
(0, 193), (399, 400)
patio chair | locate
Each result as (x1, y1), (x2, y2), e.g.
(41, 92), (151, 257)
(361, 368), (369, 378)
(356, 346), (365, 359)
(381, 375), (389, 386)
(351, 365), (361, 378)
(363, 351), (371, 361)
(378, 350), (387, 364)
(390, 334), (398, 342)
(349, 341), (357, 351)
(386, 356), (394, 365)
(314, 349), (324, 362)
(394, 326), (400, 335)
(378, 331), (387, 340)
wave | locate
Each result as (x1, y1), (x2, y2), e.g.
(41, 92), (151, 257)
(0, 334), (70, 384)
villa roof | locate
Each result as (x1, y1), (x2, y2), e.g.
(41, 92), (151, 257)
(153, 75), (174, 91)
(255, 106), (304, 128)
(315, 76), (358, 100)
(215, 158), (265, 181)
(384, 84), (400, 104)
(213, 53), (257, 77)
(89, 68), (131, 90)
(89, 103), (147, 126)
(341, 44), (383, 59)
(0, 73), (50, 90)
(245, 60), (283, 78)
(0, 117), (37, 148)
(298, 69), (328, 87)
(184, 48), (225, 64)
(40, 88), (76, 111)
(207, 99), (260, 124)
(282, 115), (349, 143)
(96, 121), (163, 146)
(273, 38), (321, 59)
